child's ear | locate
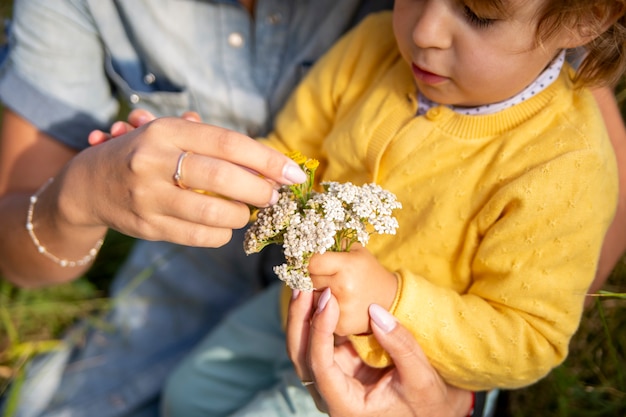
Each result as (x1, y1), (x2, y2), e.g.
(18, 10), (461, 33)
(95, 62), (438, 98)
(563, 2), (626, 48)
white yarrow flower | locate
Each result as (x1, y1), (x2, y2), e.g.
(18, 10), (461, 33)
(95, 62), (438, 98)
(244, 156), (401, 291)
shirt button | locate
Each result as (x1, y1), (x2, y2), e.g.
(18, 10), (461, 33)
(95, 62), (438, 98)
(129, 94), (140, 104)
(266, 12), (282, 25)
(143, 73), (156, 85)
(228, 32), (245, 48)
(426, 107), (442, 120)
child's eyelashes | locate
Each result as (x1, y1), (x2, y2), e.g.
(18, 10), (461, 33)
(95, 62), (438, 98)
(463, 5), (496, 29)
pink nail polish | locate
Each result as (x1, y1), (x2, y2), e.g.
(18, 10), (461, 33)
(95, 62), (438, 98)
(269, 189), (279, 205)
(369, 304), (397, 334)
(291, 289), (300, 300)
(283, 162), (307, 185)
(317, 288), (331, 312)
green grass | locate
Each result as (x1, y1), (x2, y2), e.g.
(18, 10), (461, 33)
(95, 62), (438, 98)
(503, 263), (626, 416)
(0, 231), (134, 403)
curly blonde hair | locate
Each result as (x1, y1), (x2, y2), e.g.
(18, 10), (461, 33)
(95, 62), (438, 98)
(536, 1), (626, 87)
(468, 0), (626, 87)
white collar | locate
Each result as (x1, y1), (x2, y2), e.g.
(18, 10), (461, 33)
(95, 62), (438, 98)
(417, 50), (566, 116)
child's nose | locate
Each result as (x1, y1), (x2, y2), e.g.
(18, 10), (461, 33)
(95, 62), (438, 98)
(412, 1), (453, 50)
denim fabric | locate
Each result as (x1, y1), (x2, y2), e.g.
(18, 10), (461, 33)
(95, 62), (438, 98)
(0, 0), (368, 149)
(160, 283), (327, 417)
(10, 231), (275, 417)
(484, 390), (499, 417)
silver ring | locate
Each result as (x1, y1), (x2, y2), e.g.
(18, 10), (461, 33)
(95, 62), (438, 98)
(173, 151), (192, 189)
(301, 380), (315, 387)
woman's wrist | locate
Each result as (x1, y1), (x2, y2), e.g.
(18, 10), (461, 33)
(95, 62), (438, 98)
(448, 388), (479, 417)
(30, 172), (108, 270)
(26, 177), (105, 267)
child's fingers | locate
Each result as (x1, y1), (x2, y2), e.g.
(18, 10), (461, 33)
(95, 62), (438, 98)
(308, 252), (341, 276)
(127, 108), (157, 127)
(181, 111), (202, 122)
(308, 244), (365, 275)
(110, 121), (135, 138)
(87, 129), (111, 146)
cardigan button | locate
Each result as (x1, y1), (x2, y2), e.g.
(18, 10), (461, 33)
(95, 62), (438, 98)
(425, 107), (443, 120)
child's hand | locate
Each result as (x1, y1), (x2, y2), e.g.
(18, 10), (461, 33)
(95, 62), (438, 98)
(308, 244), (397, 337)
(88, 121), (135, 145)
(87, 109), (201, 145)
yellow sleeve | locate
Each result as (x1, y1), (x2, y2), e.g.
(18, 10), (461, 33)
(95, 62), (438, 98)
(351, 147), (617, 390)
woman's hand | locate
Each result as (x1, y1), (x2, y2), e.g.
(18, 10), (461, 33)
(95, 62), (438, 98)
(286, 289), (474, 417)
(64, 111), (307, 248)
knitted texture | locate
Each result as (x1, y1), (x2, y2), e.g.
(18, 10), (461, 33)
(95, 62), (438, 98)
(269, 12), (618, 390)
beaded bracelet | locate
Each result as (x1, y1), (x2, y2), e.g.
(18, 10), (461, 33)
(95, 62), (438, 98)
(26, 177), (104, 267)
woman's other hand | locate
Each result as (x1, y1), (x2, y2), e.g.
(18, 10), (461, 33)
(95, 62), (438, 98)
(286, 289), (474, 417)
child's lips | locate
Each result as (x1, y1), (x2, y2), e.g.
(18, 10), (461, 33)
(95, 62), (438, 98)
(412, 63), (447, 85)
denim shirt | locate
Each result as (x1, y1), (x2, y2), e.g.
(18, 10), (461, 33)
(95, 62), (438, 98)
(0, 0), (392, 150)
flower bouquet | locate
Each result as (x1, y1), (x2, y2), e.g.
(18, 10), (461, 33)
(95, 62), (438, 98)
(244, 152), (401, 291)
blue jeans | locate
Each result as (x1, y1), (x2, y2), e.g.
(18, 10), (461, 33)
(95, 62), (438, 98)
(160, 283), (500, 417)
(7, 229), (273, 417)
(162, 283), (325, 417)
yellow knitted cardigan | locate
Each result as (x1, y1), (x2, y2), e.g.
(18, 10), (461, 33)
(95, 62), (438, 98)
(264, 12), (618, 390)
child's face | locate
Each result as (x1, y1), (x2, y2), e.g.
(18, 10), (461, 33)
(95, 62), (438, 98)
(393, 0), (573, 107)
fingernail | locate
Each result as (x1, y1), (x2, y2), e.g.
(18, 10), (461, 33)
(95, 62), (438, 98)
(111, 121), (125, 134)
(269, 189), (279, 205)
(283, 162), (307, 185)
(136, 115), (151, 126)
(317, 288), (331, 312)
(291, 289), (300, 300)
(369, 304), (397, 334)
